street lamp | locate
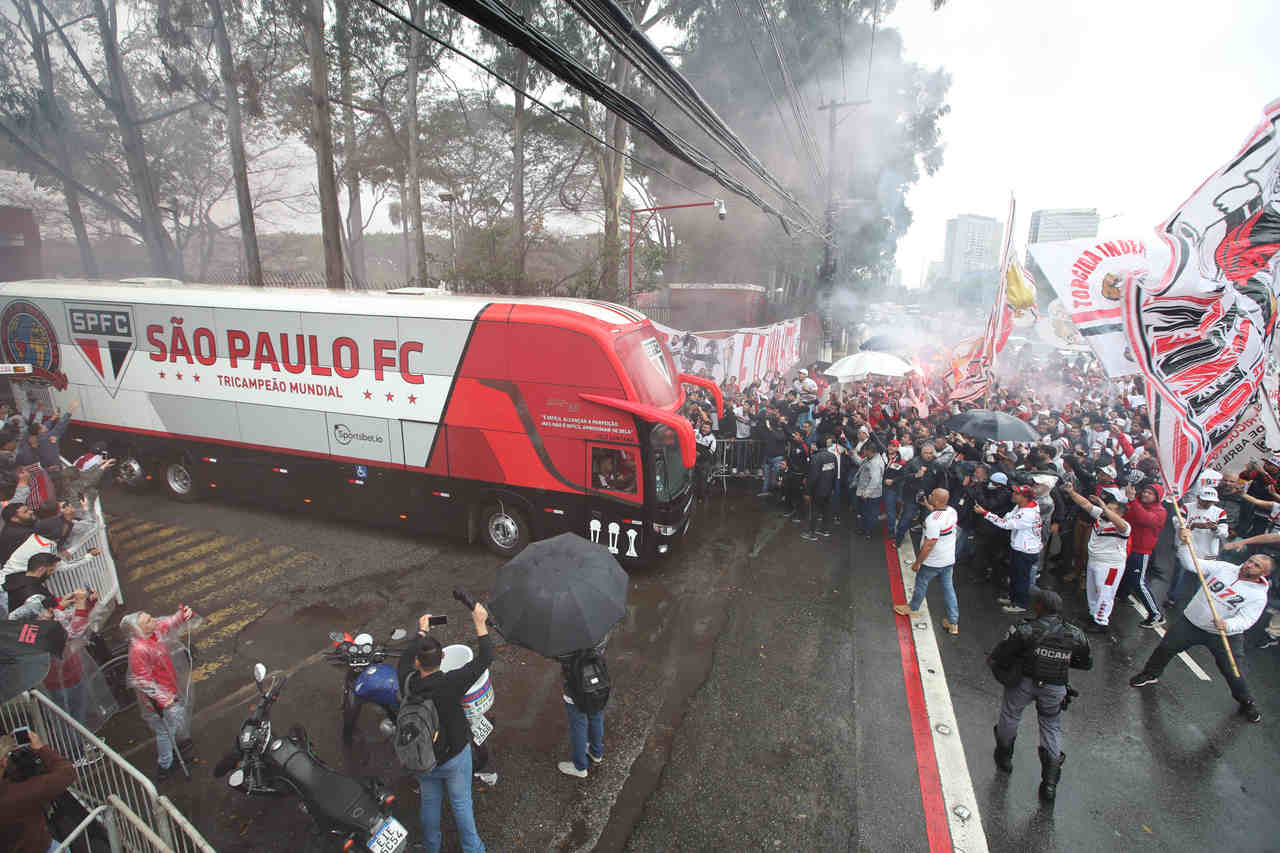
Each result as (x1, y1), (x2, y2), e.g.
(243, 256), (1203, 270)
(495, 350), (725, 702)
(438, 192), (457, 290)
(627, 200), (724, 306)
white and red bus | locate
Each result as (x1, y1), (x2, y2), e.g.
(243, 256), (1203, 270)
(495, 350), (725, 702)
(0, 279), (721, 561)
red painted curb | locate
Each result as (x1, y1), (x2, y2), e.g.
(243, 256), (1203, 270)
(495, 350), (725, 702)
(884, 526), (954, 853)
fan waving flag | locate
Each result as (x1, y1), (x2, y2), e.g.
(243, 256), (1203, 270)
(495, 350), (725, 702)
(1124, 98), (1280, 498)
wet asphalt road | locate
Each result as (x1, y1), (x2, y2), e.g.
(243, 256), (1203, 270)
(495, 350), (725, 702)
(91, 481), (1280, 852)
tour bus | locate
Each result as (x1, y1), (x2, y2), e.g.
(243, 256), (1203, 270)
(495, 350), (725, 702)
(0, 279), (721, 561)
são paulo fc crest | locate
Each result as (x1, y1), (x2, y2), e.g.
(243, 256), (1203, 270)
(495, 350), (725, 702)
(64, 304), (136, 396)
(0, 300), (67, 389)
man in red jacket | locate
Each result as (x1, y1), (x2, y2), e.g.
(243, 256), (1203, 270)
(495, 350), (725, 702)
(1120, 482), (1168, 628)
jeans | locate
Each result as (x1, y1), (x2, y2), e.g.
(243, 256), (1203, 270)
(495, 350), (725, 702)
(856, 496), (879, 534)
(883, 490), (901, 533)
(895, 500), (922, 544)
(955, 525), (975, 564)
(416, 747), (485, 853)
(149, 703), (186, 770)
(761, 455), (784, 493)
(1009, 550), (1037, 607)
(1140, 614), (1254, 705)
(908, 562), (959, 623)
(566, 699), (604, 771)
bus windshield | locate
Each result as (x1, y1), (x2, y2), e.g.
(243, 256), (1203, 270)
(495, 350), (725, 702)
(614, 329), (679, 408)
(650, 424), (690, 502)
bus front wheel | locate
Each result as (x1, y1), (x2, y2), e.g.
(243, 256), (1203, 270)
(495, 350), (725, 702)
(480, 503), (530, 558)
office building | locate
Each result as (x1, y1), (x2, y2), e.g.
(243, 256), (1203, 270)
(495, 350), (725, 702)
(1027, 208), (1100, 244)
(942, 214), (1003, 280)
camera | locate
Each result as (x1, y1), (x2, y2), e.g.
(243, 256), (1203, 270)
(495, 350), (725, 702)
(4, 741), (46, 782)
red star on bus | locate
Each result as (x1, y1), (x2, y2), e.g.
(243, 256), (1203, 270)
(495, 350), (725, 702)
(193, 374), (200, 382)
(158, 371), (166, 379)
(385, 392), (395, 402)
(363, 390), (372, 400)
(408, 394), (417, 404)
(176, 373), (183, 380)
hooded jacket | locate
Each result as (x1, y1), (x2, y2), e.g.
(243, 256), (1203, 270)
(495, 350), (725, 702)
(1125, 483), (1167, 555)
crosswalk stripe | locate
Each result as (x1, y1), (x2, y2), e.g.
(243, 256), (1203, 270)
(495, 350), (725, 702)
(191, 654), (232, 684)
(196, 606), (266, 646)
(126, 535), (231, 582)
(124, 530), (221, 566)
(112, 525), (189, 554)
(108, 519), (161, 541)
(143, 542), (291, 596)
(188, 552), (311, 614)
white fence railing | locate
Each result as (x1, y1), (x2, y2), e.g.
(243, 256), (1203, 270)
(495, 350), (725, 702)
(45, 495), (124, 607)
(1, 689), (214, 852)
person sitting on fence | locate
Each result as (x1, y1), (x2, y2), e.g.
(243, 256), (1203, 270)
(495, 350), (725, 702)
(122, 606), (199, 781)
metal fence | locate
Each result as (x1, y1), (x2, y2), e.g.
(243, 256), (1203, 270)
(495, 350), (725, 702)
(1, 689), (215, 852)
(45, 495), (124, 607)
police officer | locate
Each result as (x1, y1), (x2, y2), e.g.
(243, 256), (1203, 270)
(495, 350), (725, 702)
(801, 437), (839, 541)
(987, 588), (1092, 803)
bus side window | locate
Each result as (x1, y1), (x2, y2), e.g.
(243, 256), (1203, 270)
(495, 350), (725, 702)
(591, 446), (637, 494)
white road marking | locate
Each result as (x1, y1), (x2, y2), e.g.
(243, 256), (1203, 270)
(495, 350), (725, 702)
(1126, 595), (1211, 681)
(897, 539), (990, 853)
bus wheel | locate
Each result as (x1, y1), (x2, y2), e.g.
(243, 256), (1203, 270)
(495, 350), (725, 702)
(480, 503), (530, 557)
(163, 460), (202, 503)
(115, 457), (149, 491)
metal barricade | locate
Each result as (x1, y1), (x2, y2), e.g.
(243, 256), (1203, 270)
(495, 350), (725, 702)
(710, 439), (766, 492)
(46, 496), (124, 606)
(52, 803), (112, 853)
(2, 689), (215, 852)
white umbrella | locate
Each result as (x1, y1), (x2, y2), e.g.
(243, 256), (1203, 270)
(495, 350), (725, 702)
(824, 351), (915, 382)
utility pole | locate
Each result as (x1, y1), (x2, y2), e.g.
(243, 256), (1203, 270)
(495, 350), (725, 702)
(814, 98), (868, 360)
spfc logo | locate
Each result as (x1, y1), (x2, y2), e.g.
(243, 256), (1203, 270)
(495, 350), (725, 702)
(66, 304), (136, 396)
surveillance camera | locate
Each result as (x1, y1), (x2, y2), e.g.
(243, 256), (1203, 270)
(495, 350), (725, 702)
(714, 199), (726, 220)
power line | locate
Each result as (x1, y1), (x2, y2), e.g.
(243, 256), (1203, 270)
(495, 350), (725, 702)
(754, 0), (825, 184)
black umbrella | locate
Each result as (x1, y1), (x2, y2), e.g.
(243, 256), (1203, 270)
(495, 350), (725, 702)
(0, 618), (67, 703)
(488, 533), (628, 658)
(945, 409), (1040, 443)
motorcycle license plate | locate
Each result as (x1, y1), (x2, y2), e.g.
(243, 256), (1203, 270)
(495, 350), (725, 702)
(469, 714), (493, 745)
(367, 817), (408, 853)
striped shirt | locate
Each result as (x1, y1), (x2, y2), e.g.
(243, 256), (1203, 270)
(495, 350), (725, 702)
(1087, 504), (1129, 565)
(922, 506), (958, 567)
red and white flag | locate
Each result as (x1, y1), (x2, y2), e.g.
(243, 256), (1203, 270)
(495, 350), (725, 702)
(950, 196), (1017, 403)
(1125, 98), (1280, 497)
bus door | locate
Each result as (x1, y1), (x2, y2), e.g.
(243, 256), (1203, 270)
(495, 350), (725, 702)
(586, 443), (645, 560)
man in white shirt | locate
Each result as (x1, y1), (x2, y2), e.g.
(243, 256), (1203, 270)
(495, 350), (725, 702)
(894, 489), (960, 634)
(1131, 539), (1271, 723)
(976, 485), (1043, 614)
(1062, 484), (1130, 632)
(1166, 486), (1229, 610)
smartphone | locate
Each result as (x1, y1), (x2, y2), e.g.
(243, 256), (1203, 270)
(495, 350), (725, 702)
(13, 726), (30, 746)
(428, 615), (448, 627)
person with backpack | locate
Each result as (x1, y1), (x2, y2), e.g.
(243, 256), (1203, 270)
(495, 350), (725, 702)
(396, 602), (492, 853)
(558, 642), (611, 779)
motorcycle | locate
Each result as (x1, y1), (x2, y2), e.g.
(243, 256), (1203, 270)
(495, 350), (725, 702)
(330, 628), (410, 743)
(214, 663), (408, 853)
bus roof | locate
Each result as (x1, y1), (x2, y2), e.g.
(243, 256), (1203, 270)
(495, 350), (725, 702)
(0, 279), (651, 329)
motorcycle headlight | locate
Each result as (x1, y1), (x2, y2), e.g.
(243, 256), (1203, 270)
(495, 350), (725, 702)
(361, 643), (372, 654)
(652, 522), (678, 536)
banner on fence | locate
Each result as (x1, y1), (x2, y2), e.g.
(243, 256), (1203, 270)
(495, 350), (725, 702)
(652, 314), (821, 387)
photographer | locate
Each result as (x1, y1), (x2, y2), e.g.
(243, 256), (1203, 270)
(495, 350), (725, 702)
(397, 601), (492, 853)
(0, 729), (77, 852)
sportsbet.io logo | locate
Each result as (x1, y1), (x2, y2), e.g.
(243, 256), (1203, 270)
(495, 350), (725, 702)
(333, 423), (384, 446)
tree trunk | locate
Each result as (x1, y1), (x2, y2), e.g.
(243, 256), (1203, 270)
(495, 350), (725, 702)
(89, 0), (182, 278)
(206, 0), (263, 287)
(305, 0), (345, 290)
(404, 0), (429, 285)
(598, 54), (629, 302)
(398, 175), (411, 281)
(21, 0), (98, 278)
(335, 0), (366, 288)
(511, 50), (529, 295)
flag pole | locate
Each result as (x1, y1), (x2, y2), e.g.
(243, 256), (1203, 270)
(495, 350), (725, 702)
(1168, 492), (1240, 677)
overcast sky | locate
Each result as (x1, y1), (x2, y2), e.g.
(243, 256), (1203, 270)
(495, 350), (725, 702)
(886, 0), (1279, 290)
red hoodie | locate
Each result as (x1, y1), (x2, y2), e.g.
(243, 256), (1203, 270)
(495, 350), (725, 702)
(1126, 484), (1167, 555)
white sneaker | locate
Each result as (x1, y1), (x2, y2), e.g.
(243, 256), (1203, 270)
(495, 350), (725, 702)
(558, 761), (587, 778)
(588, 752), (604, 764)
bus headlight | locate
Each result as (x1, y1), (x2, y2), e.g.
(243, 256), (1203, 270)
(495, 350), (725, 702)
(652, 522), (678, 536)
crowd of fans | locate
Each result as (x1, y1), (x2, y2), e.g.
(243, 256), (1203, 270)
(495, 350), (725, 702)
(679, 350), (1280, 652)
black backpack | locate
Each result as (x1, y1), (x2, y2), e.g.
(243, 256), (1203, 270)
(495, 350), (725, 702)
(568, 649), (611, 713)
(394, 675), (442, 772)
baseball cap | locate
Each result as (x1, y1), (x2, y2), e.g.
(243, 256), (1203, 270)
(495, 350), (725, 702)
(1197, 486), (1219, 502)
(990, 472), (1008, 485)
(1101, 486), (1128, 504)
(1098, 464), (1117, 479)
(799, 368), (809, 375)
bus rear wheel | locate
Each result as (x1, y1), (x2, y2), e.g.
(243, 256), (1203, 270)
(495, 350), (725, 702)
(115, 456), (149, 491)
(163, 460), (202, 503)
(480, 503), (530, 558)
